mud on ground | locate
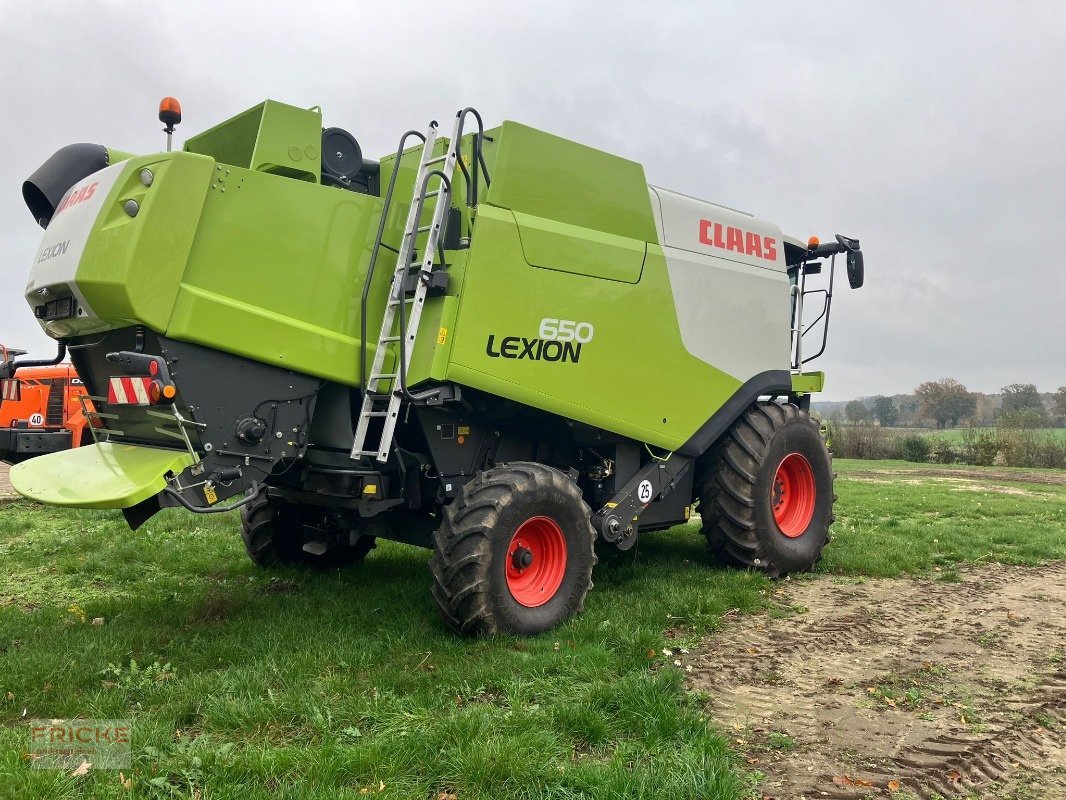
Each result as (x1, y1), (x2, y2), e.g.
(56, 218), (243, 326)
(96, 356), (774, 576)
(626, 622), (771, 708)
(687, 563), (1066, 799)
(0, 460), (15, 501)
(846, 468), (1066, 488)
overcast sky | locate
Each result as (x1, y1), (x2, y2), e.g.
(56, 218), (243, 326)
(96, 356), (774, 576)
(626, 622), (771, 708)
(1, 1), (1063, 400)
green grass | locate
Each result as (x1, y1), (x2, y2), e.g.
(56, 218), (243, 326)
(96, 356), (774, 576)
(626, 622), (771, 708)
(891, 426), (1066, 444)
(825, 459), (1066, 576)
(0, 503), (764, 799)
(0, 459), (1063, 798)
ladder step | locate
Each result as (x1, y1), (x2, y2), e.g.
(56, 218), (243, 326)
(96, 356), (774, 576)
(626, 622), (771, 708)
(352, 113), (465, 465)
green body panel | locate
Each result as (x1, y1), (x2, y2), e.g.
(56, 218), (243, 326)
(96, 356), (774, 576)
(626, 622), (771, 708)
(440, 205), (740, 451)
(184, 100), (322, 183)
(105, 148), (135, 165)
(165, 161), (391, 382)
(791, 371), (825, 394)
(513, 211), (646, 283)
(40, 152), (215, 339)
(10, 442), (194, 508)
(485, 121), (658, 243)
(26, 102), (812, 465)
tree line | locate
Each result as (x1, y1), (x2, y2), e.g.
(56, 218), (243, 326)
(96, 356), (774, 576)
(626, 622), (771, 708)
(831, 381), (1065, 429)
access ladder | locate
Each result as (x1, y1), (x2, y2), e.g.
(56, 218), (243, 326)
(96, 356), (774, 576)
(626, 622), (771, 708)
(350, 116), (464, 463)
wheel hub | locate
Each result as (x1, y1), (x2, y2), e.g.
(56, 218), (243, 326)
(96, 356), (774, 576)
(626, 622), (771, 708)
(506, 516), (567, 608)
(511, 545), (534, 570)
(771, 453), (816, 538)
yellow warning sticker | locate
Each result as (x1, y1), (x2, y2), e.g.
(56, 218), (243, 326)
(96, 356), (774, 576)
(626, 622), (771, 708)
(437, 327), (448, 345)
(203, 484), (218, 505)
(604, 502), (618, 509)
(458, 426), (470, 435)
(363, 484), (378, 495)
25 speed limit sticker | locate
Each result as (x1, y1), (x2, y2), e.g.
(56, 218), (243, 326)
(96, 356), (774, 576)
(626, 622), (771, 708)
(637, 480), (654, 504)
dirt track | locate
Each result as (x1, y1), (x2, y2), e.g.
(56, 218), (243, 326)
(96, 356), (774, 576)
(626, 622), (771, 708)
(688, 563), (1066, 799)
(0, 460), (15, 500)
(846, 467), (1066, 488)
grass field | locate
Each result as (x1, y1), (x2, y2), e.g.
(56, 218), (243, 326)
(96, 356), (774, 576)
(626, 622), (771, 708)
(1, 460), (1063, 798)
(891, 426), (1066, 444)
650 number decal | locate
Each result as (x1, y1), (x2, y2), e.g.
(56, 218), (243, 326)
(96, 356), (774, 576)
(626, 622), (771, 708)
(538, 318), (595, 344)
(486, 317), (596, 364)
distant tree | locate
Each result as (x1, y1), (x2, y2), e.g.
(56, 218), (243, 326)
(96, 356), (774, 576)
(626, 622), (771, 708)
(998, 408), (1048, 429)
(895, 396), (920, 426)
(845, 400), (871, 423)
(973, 393), (998, 426)
(1054, 386), (1066, 424)
(871, 395), (898, 427)
(1000, 383), (1046, 416)
(914, 378), (976, 428)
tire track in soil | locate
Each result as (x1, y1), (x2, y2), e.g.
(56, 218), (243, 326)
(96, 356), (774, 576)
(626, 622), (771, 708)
(687, 563), (1066, 799)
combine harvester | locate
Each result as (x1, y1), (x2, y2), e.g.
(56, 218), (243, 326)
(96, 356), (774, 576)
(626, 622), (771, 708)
(6, 98), (864, 634)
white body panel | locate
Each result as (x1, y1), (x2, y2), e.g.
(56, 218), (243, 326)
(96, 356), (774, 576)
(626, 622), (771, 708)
(650, 186), (790, 382)
(24, 163), (124, 319)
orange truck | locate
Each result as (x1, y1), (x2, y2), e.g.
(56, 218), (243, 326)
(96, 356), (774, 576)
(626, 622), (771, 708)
(0, 346), (91, 462)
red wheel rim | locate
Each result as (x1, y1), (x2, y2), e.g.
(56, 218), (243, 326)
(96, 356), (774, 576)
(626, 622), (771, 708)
(506, 516), (567, 608)
(772, 453), (816, 537)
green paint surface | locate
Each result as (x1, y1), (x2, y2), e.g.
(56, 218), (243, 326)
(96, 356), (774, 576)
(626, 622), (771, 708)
(10, 442), (194, 508)
(31, 103), (804, 458)
(441, 206), (740, 450)
(485, 121), (658, 243)
(792, 371), (825, 394)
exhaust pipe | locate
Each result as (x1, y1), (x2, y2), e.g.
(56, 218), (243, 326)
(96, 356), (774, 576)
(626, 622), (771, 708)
(22, 144), (131, 228)
(0, 342), (67, 381)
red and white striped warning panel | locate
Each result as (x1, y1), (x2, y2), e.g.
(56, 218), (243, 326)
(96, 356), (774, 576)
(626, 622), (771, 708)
(108, 376), (153, 405)
(1, 379), (20, 401)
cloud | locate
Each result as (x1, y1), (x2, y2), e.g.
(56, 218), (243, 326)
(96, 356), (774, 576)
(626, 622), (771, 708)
(0, 1), (1063, 399)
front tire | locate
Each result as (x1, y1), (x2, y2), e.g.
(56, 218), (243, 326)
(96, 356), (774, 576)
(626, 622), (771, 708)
(699, 402), (834, 575)
(430, 462), (596, 636)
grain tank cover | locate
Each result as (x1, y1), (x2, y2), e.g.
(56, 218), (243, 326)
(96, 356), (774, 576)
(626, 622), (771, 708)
(183, 99), (323, 183)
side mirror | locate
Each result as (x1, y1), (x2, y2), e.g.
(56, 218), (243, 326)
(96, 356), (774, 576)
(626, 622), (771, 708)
(847, 249), (864, 289)
(834, 235), (864, 289)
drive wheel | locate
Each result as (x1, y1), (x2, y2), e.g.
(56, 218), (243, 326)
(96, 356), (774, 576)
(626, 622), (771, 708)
(430, 461), (596, 636)
(240, 491), (375, 568)
(699, 402), (834, 575)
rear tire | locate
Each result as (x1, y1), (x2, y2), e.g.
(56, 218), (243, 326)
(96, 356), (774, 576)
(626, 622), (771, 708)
(699, 402), (834, 575)
(430, 462), (596, 636)
(239, 491), (375, 568)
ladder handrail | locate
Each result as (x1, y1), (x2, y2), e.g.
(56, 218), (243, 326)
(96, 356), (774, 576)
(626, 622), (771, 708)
(360, 129), (428, 391)
(352, 109), (483, 463)
(363, 127), (440, 398)
(801, 254), (837, 365)
(453, 107), (491, 207)
(395, 168), (452, 400)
